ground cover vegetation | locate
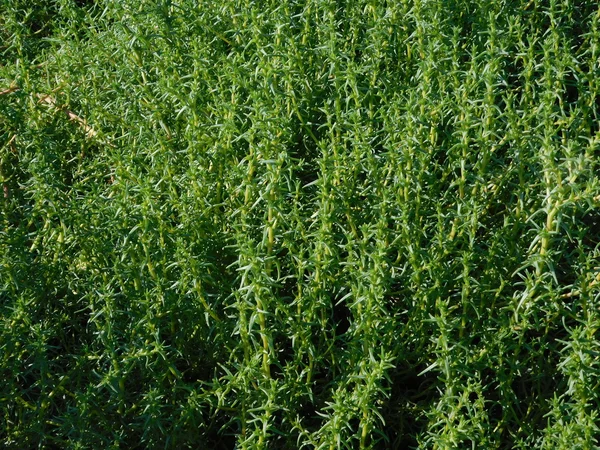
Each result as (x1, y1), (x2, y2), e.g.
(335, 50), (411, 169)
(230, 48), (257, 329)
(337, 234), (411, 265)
(1, 0), (600, 448)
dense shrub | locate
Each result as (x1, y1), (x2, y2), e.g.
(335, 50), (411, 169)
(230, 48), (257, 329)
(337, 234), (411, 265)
(1, 0), (599, 448)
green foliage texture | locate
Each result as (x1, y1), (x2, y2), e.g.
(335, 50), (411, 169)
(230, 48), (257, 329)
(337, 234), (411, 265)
(1, 0), (600, 448)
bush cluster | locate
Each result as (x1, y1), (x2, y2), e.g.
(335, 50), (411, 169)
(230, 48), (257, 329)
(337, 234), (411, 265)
(1, 0), (600, 448)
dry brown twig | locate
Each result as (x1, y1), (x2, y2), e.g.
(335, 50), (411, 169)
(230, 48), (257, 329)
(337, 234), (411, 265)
(0, 86), (19, 96)
(37, 94), (99, 139)
(1, 84), (110, 144)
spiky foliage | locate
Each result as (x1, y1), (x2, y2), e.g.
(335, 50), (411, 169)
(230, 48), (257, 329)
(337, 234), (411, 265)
(1, 0), (600, 448)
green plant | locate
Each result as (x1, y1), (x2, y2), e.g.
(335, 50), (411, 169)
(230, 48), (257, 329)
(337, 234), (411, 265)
(1, 0), (599, 448)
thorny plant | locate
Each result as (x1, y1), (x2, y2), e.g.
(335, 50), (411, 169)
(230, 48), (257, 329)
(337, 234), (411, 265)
(1, 0), (600, 449)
